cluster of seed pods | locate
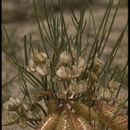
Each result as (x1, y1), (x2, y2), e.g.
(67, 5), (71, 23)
(95, 101), (128, 130)
(38, 104), (93, 130)
(38, 99), (128, 130)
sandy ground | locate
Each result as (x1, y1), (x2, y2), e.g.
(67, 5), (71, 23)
(2, 3), (128, 130)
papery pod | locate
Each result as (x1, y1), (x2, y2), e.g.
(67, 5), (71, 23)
(71, 114), (93, 130)
(55, 106), (75, 130)
(96, 101), (128, 130)
(47, 97), (58, 114)
(37, 113), (59, 130)
(69, 101), (97, 121)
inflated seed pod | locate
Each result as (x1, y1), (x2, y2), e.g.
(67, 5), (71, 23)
(96, 101), (128, 130)
(55, 106), (75, 130)
(47, 97), (58, 114)
(71, 114), (93, 130)
(69, 101), (97, 121)
(38, 113), (59, 130)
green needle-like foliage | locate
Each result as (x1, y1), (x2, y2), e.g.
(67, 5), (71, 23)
(2, 0), (128, 130)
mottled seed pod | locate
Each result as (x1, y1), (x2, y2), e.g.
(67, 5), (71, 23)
(55, 106), (74, 130)
(96, 101), (128, 130)
(38, 113), (59, 130)
(71, 114), (93, 130)
(96, 101), (117, 120)
(69, 101), (98, 121)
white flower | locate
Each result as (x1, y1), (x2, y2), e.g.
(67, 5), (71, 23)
(71, 56), (86, 78)
(67, 80), (87, 99)
(27, 59), (36, 72)
(108, 80), (120, 92)
(27, 52), (49, 76)
(59, 51), (71, 64)
(56, 64), (85, 80)
(56, 66), (72, 80)
(36, 64), (49, 76)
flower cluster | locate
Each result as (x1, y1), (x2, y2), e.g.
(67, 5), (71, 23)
(56, 51), (86, 80)
(27, 52), (49, 76)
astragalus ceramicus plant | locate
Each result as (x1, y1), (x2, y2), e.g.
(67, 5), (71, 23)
(2, 0), (128, 130)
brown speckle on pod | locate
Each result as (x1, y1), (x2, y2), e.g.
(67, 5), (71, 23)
(37, 113), (59, 130)
(71, 114), (93, 130)
(55, 106), (74, 130)
(96, 101), (128, 130)
(69, 101), (98, 121)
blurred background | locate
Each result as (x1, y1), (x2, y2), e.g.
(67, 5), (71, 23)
(2, 0), (128, 130)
